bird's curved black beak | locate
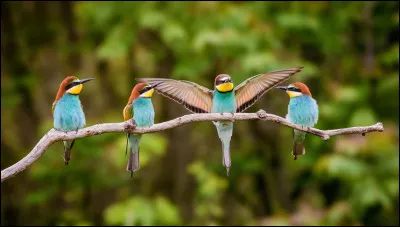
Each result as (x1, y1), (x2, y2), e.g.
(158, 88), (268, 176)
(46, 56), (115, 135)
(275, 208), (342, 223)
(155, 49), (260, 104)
(275, 86), (287, 91)
(79, 78), (95, 84)
(150, 81), (163, 88)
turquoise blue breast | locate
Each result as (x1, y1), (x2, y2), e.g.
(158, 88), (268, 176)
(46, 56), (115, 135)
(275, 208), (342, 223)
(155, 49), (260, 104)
(287, 95), (319, 127)
(133, 97), (155, 127)
(212, 90), (236, 113)
(53, 93), (86, 132)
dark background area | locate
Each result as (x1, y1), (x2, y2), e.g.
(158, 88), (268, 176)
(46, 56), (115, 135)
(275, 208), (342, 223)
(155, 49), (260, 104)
(1, 1), (399, 225)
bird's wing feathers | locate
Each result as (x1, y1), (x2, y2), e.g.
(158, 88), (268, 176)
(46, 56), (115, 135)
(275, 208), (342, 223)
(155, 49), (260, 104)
(52, 102), (56, 115)
(123, 103), (134, 121)
(234, 67), (303, 112)
(136, 78), (214, 113)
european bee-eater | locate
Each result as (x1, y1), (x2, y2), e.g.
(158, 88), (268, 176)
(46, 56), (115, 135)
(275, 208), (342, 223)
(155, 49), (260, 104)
(275, 82), (319, 160)
(123, 82), (161, 177)
(52, 76), (95, 165)
(136, 67), (303, 175)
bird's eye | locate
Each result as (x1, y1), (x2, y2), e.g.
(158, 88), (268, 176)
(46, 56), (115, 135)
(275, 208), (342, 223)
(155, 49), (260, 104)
(288, 87), (300, 92)
(217, 78), (230, 85)
(140, 86), (152, 94)
(65, 81), (80, 90)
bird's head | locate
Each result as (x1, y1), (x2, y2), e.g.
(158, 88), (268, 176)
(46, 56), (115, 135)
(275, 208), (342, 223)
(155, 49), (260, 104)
(64, 76), (95, 95)
(275, 82), (312, 98)
(54, 76), (95, 102)
(127, 82), (161, 104)
(214, 74), (234, 92)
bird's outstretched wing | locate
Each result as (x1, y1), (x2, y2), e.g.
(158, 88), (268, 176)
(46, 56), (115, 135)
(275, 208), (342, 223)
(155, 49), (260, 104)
(136, 78), (214, 113)
(234, 67), (303, 113)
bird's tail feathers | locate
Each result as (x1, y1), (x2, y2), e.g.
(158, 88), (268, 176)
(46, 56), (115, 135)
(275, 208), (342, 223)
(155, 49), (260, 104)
(222, 141), (231, 176)
(126, 134), (142, 177)
(63, 140), (75, 165)
(292, 141), (305, 160)
(216, 122), (233, 176)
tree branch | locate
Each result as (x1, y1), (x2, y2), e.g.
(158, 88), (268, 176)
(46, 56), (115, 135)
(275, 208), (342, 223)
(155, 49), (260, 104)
(1, 110), (384, 182)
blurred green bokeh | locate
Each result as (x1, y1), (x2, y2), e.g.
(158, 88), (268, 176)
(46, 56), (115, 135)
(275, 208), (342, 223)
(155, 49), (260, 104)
(1, 1), (398, 226)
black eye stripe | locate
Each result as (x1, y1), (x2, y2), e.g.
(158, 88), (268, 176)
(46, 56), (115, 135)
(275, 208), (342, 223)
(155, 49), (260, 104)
(288, 87), (301, 92)
(216, 79), (232, 85)
(139, 87), (152, 94)
(65, 81), (80, 90)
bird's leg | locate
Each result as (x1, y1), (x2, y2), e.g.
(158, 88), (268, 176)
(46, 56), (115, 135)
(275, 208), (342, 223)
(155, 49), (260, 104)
(75, 128), (79, 134)
(125, 134), (129, 156)
(63, 145), (69, 165)
(54, 127), (67, 133)
(230, 112), (235, 122)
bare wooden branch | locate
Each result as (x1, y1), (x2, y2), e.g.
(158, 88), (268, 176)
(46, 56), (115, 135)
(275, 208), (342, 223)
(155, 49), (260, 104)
(1, 109), (384, 182)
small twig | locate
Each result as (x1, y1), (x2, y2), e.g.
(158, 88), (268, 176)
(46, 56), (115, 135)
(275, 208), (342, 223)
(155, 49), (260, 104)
(1, 109), (384, 182)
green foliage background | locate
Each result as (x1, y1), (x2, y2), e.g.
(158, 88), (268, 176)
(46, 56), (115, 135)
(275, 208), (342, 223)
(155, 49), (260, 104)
(1, 1), (398, 226)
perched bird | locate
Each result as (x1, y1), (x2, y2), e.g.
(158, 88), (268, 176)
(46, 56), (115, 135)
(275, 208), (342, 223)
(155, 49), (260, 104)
(52, 76), (95, 165)
(123, 82), (161, 177)
(275, 82), (319, 160)
(137, 67), (303, 175)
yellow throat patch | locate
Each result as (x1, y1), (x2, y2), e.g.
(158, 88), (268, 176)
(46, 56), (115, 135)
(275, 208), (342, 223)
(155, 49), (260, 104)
(216, 83), (234, 92)
(140, 88), (154, 98)
(67, 84), (83, 95)
(287, 91), (302, 98)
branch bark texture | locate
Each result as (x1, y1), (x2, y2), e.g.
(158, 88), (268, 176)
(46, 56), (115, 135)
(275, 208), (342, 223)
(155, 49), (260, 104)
(1, 110), (384, 182)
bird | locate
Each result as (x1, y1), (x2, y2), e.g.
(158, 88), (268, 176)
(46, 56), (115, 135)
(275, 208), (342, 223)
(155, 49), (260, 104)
(52, 76), (95, 165)
(136, 66), (303, 176)
(275, 82), (319, 160)
(123, 82), (161, 177)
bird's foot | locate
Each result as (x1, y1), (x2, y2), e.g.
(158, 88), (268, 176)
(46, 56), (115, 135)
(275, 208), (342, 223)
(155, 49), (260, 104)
(65, 161), (69, 166)
(230, 112), (235, 122)
(130, 171), (133, 179)
(125, 119), (137, 131)
(226, 167), (230, 176)
(75, 128), (79, 134)
(293, 155), (297, 160)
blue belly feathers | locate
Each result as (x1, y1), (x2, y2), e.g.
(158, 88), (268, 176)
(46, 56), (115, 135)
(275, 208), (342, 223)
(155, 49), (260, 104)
(53, 93), (86, 132)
